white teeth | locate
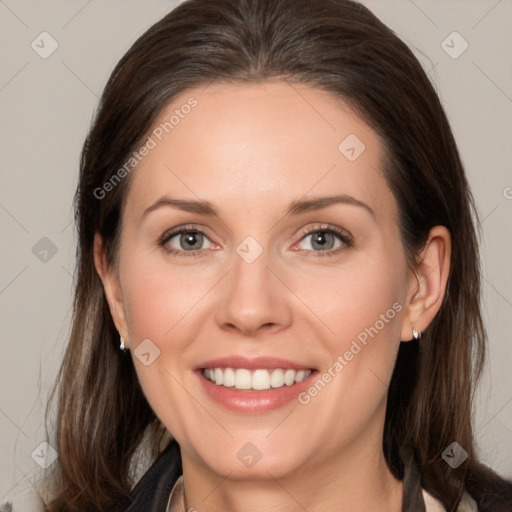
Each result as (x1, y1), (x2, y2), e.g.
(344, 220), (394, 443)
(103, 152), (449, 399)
(202, 367), (312, 390)
(284, 369), (296, 386)
(234, 369), (252, 389)
(252, 369), (271, 390)
(295, 370), (307, 382)
(223, 367), (235, 387)
(270, 368), (285, 388)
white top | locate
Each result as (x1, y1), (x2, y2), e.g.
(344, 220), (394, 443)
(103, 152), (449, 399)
(166, 475), (479, 511)
(423, 487), (479, 512)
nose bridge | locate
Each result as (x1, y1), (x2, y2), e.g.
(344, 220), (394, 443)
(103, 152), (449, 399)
(214, 239), (292, 335)
(231, 244), (271, 297)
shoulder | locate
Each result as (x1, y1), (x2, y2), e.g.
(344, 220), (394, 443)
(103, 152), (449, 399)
(422, 489), (479, 512)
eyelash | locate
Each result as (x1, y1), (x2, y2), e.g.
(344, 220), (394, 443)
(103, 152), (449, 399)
(157, 223), (353, 259)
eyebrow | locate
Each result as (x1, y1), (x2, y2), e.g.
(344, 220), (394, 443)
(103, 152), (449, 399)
(141, 194), (375, 220)
(287, 195), (375, 217)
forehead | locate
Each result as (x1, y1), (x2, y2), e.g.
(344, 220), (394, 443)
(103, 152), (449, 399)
(125, 81), (395, 222)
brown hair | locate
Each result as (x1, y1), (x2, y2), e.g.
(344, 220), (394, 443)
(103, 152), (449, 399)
(43, 0), (512, 510)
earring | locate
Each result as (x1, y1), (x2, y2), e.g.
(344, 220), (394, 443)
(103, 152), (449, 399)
(412, 328), (422, 340)
(120, 335), (128, 351)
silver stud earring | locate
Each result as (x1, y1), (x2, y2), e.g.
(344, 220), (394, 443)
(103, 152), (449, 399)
(412, 328), (422, 340)
(120, 335), (128, 351)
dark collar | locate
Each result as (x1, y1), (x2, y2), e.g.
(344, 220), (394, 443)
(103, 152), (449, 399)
(125, 439), (182, 512)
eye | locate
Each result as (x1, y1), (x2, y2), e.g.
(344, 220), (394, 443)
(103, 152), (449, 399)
(158, 225), (214, 256)
(294, 225), (353, 257)
(157, 223), (352, 258)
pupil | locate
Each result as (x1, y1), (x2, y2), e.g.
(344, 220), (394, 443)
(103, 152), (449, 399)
(315, 233), (326, 245)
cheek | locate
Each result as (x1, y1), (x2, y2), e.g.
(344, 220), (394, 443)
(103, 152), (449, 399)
(289, 253), (405, 348)
(119, 251), (221, 412)
(119, 255), (213, 435)
(287, 252), (405, 420)
(121, 253), (214, 343)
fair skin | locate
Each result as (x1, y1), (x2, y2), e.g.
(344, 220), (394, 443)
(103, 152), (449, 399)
(94, 81), (451, 512)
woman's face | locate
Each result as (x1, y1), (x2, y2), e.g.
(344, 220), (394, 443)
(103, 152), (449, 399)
(102, 81), (419, 480)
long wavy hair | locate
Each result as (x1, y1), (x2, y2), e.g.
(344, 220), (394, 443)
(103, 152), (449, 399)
(43, 0), (512, 510)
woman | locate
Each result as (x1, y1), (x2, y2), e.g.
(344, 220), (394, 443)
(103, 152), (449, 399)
(42, 0), (512, 510)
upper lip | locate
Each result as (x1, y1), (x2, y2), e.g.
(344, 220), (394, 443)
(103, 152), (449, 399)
(194, 356), (315, 371)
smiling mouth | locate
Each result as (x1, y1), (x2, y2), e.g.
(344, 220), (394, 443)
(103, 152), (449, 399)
(201, 367), (313, 391)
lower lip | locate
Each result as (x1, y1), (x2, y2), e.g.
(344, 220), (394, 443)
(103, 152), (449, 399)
(196, 370), (316, 413)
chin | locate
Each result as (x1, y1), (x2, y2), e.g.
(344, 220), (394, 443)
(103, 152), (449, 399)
(192, 437), (309, 481)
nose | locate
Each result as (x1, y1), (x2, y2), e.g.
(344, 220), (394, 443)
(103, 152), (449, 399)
(214, 246), (293, 337)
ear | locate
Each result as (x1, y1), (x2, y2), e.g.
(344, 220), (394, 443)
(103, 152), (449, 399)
(93, 232), (130, 347)
(400, 226), (451, 342)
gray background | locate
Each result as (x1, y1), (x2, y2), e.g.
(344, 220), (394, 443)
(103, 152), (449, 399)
(1, 0), (511, 509)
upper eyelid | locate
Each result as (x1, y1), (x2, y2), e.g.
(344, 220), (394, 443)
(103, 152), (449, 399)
(296, 223), (351, 239)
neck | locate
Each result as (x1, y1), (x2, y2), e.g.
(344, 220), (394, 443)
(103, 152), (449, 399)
(180, 439), (403, 512)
